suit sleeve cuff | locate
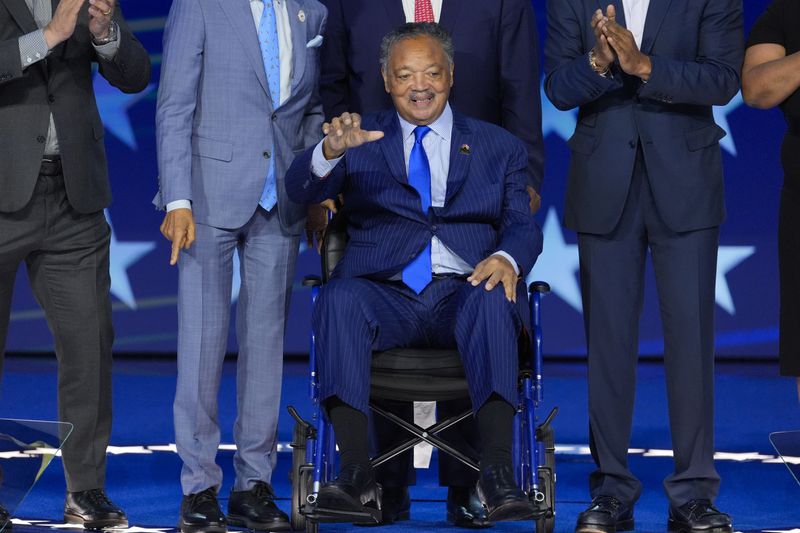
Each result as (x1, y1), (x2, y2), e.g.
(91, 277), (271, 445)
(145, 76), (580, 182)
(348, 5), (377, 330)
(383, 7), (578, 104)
(492, 251), (520, 277)
(311, 140), (343, 178)
(167, 200), (192, 212)
(18, 30), (49, 69)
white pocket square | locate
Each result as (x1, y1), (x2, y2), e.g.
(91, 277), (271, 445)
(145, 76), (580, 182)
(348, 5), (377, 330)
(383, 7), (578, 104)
(306, 35), (323, 48)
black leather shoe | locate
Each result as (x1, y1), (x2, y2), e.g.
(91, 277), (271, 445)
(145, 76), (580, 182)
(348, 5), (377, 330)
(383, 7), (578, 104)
(447, 486), (490, 528)
(0, 504), (11, 530)
(355, 486), (409, 526)
(475, 464), (534, 522)
(315, 463), (382, 521)
(179, 488), (227, 533)
(227, 481), (289, 531)
(575, 496), (634, 533)
(64, 489), (128, 530)
(668, 499), (732, 533)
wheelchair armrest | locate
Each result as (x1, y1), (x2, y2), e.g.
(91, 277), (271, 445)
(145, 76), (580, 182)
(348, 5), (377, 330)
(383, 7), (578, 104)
(529, 281), (551, 294)
(303, 276), (323, 287)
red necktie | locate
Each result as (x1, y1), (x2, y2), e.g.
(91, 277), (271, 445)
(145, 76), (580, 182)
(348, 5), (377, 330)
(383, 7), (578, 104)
(414, 0), (435, 22)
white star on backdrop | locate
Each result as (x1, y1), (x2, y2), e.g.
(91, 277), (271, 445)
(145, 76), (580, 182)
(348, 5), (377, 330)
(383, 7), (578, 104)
(527, 207), (583, 313)
(713, 90), (744, 156)
(93, 74), (156, 150)
(541, 81), (577, 142)
(716, 245), (756, 315)
(105, 211), (157, 309)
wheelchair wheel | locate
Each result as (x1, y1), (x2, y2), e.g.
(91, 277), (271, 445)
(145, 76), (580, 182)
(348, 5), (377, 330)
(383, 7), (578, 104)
(533, 466), (556, 533)
(306, 520), (319, 533)
(290, 444), (309, 530)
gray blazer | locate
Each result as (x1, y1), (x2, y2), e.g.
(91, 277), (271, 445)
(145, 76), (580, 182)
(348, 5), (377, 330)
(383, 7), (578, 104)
(0, 0), (151, 214)
(154, 0), (327, 233)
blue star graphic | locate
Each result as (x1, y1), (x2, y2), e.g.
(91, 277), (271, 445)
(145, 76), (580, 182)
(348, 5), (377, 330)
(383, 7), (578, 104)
(104, 210), (157, 309)
(541, 80), (577, 142)
(715, 244), (755, 315)
(93, 74), (155, 151)
(713, 90), (743, 156)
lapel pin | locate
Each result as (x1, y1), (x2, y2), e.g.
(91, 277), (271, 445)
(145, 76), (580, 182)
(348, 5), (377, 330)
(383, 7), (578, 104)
(459, 144), (470, 155)
(298, 9), (306, 22)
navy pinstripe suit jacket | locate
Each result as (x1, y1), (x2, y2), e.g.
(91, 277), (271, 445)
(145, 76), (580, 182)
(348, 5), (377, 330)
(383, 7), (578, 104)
(286, 109), (542, 280)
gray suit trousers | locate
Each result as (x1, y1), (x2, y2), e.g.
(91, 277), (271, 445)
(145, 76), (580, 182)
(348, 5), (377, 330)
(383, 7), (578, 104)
(0, 161), (113, 492)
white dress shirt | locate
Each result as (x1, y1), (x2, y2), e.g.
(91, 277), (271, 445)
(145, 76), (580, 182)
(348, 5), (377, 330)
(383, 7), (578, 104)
(401, 0), (443, 22)
(310, 104), (520, 276)
(167, 0), (293, 213)
(622, 0), (650, 49)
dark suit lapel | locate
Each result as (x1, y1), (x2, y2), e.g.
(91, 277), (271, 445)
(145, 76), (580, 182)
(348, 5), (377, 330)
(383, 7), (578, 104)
(438, 0), (462, 29)
(217, 0), (270, 100)
(444, 113), (472, 205)
(377, 111), (409, 186)
(2, 0), (37, 33)
(381, 0), (405, 25)
(640, 0), (673, 54)
(286, 0), (306, 97)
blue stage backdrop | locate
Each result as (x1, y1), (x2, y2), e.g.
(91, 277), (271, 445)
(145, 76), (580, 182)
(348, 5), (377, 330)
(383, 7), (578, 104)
(5, 0), (786, 357)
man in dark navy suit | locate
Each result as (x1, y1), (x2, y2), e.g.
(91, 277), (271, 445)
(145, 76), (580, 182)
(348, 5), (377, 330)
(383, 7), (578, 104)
(286, 23), (542, 526)
(317, 2), (544, 525)
(544, 2), (743, 533)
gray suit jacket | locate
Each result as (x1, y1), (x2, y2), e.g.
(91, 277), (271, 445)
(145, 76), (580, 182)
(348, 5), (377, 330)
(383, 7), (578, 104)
(0, 0), (151, 214)
(155, 0), (327, 233)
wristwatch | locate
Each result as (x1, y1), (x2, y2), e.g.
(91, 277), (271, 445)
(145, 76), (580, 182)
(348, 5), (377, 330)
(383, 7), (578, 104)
(92, 21), (118, 45)
(588, 49), (609, 76)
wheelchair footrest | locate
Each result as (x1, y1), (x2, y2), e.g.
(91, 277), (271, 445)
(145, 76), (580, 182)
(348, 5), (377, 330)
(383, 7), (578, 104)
(303, 504), (382, 524)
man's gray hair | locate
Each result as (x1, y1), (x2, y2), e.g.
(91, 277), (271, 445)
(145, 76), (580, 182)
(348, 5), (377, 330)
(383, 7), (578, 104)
(379, 23), (454, 70)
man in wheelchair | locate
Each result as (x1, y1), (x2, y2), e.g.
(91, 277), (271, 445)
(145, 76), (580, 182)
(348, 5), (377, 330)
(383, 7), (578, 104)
(285, 22), (543, 524)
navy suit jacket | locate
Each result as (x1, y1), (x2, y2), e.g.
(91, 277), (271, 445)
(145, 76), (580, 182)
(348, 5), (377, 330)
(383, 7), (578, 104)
(544, 0), (744, 234)
(286, 110), (542, 280)
(319, 0), (544, 192)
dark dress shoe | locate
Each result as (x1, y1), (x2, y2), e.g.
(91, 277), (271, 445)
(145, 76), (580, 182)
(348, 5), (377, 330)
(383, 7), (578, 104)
(64, 489), (128, 530)
(575, 496), (634, 533)
(179, 488), (227, 533)
(447, 486), (490, 528)
(0, 504), (11, 530)
(315, 463), (382, 522)
(668, 499), (732, 533)
(355, 486), (410, 526)
(227, 481), (289, 531)
(475, 463), (534, 522)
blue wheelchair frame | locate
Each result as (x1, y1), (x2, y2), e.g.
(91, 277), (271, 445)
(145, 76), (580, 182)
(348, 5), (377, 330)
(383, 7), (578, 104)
(288, 280), (556, 533)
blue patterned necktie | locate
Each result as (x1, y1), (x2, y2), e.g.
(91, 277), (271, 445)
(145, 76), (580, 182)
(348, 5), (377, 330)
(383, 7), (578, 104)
(402, 126), (433, 294)
(258, 0), (281, 211)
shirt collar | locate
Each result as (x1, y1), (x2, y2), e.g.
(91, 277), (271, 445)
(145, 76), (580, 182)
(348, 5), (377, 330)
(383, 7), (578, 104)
(398, 103), (453, 144)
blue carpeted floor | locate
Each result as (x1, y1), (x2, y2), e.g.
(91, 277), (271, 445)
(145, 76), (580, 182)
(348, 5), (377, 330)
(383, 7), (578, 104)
(1, 356), (798, 532)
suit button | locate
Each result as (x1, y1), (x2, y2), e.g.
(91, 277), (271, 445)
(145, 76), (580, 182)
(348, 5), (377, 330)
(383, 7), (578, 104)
(431, 225), (438, 232)
(48, 94), (55, 103)
(36, 135), (46, 143)
(628, 140), (636, 149)
(263, 151), (271, 159)
(271, 113), (278, 121)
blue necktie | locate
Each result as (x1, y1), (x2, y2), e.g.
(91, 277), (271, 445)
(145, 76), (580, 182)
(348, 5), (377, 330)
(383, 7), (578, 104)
(402, 126), (433, 294)
(258, 0), (281, 211)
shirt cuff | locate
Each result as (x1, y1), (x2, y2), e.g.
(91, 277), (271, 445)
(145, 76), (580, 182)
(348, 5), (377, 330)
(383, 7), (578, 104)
(311, 140), (344, 178)
(167, 200), (192, 212)
(492, 251), (520, 276)
(18, 30), (50, 69)
(92, 23), (120, 60)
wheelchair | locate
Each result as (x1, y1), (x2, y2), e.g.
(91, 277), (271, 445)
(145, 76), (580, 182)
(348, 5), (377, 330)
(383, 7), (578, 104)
(287, 212), (557, 532)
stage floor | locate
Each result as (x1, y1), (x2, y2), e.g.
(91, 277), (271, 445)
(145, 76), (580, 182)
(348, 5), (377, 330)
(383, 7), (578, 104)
(1, 356), (797, 532)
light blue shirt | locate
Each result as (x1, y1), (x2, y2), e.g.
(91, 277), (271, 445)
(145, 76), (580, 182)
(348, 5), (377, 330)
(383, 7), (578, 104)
(311, 104), (520, 276)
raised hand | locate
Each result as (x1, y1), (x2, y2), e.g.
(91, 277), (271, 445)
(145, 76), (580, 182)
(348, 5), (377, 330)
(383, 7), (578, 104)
(602, 19), (652, 79)
(88, 0), (116, 41)
(322, 112), (384, 160)
(591, 6), (616, 71)
(43, 0), (85, 49)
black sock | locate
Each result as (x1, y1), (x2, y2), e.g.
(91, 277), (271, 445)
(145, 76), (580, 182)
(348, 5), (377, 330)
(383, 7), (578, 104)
(476, 394), (515, 469)
(327, 397), (370, 471)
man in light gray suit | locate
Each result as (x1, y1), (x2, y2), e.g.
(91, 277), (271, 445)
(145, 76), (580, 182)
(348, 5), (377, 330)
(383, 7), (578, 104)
(155, 0), (327, 530)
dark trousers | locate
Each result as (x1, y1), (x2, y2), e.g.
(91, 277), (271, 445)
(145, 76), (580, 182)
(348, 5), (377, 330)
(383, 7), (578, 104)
(313, 276), (529, 481)
(578, 150), (720, 508)
(0, 162), (113, 492)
